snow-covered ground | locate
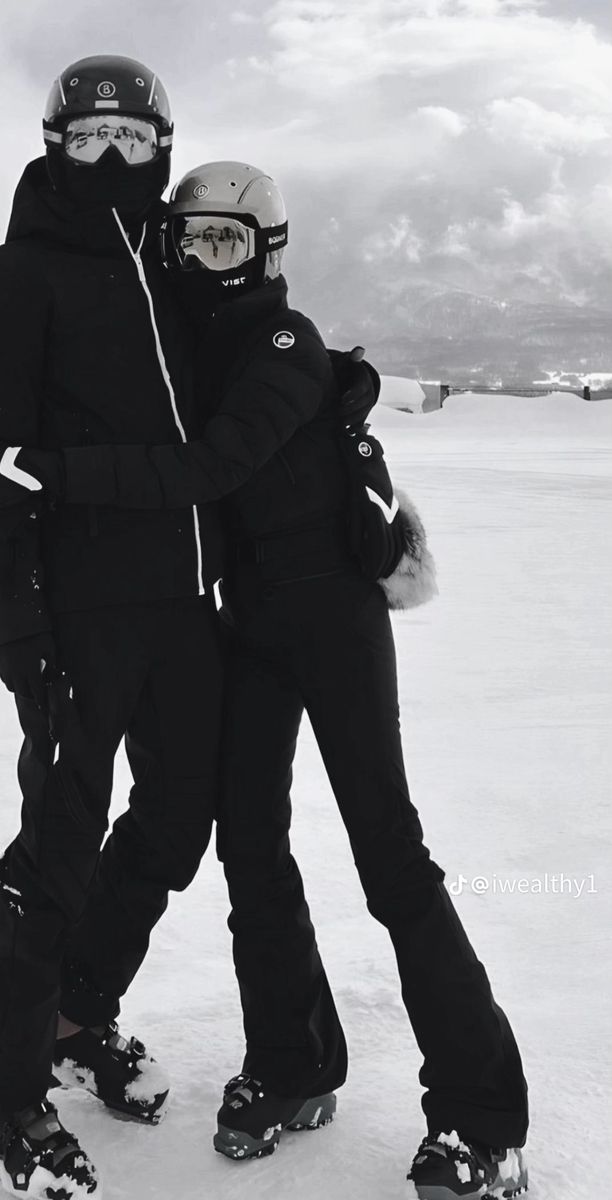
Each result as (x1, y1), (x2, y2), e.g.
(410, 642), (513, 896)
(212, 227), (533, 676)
(1, 391), (610, 1200)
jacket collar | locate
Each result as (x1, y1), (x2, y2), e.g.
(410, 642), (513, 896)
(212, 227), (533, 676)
(209, 275), (289, 336)
(5, 157), (166, 259)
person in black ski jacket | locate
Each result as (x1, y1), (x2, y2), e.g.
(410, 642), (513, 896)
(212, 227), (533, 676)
(0, 57), (228, 1200)
(10, 161), (530, 1200)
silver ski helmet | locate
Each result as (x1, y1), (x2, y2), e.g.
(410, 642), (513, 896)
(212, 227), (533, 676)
(163, 161), (288, 284)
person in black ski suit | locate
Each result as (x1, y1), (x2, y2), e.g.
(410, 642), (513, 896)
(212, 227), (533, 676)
(0, 57), (229, 1200)
(11, 161), (530, 1199)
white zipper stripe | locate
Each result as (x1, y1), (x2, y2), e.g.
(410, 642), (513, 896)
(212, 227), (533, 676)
(112, 208), (205, 596)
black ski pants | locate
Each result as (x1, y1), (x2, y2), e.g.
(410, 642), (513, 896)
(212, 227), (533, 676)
(218, 566), (529, 1149)
(0, 596), (224, 1116)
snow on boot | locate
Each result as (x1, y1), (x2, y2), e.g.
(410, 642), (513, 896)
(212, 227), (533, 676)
(0, 1100), (100, 1200)
(214, 1073), (336, 1160)
(53, 1022), (169, 1124)
(407, 1130), (528, 1200)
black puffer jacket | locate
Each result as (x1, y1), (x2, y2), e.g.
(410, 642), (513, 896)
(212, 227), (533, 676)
(0, 157), (224, 644)
(51, 278), (349, 572)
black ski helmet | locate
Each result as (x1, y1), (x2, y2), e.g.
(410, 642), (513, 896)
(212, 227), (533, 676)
(44, 55), (173, 181)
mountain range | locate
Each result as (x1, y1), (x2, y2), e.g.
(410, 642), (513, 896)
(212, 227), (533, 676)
(308, 284), (612, 388)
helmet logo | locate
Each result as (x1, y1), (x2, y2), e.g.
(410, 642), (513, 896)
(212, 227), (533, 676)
(358, 441), (372, 457)
(273, 331), (295, 350)
(97, 81), (116, 98)
(193, 183), (209, 199)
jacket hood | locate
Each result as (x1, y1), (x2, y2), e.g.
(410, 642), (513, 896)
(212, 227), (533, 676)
(5, 157), (166, 256)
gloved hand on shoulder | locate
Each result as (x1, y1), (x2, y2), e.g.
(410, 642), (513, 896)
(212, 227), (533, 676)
(328, 345), (381, 431)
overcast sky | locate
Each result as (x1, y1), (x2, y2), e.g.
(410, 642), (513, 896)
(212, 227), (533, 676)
(2, 0), (612, 336)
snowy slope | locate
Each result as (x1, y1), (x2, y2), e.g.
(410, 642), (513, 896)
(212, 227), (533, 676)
(1, 391), (611, 1200)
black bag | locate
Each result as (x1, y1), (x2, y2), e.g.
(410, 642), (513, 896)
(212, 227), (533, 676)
(338, 424), (405, 581)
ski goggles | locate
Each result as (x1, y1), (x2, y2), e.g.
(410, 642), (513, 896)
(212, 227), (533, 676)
(170, 214), (288, 272)
(57, 115), (166, 166)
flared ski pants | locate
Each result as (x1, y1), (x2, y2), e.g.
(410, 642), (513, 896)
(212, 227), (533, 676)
(218, 566), (529, 1149)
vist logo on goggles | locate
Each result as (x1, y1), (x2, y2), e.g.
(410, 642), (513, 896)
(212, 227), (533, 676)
(62, 115), (161, 166)
(174, 215), (288, 272)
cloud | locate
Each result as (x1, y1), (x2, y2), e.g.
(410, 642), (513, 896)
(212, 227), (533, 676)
(238, 0), (612, 319)
(484, 98), (609, 152)
(363, 215), (423, 264)
(1, 0), (612, 360)
(418, 107), (468, 136)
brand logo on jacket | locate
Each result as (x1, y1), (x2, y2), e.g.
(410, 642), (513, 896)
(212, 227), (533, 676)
(193, 184), (209, 199)
(273, 331), (295, 350)
(366, 487), (399, 524)
(358, 441), (372, 457)
(222, 278), (246, 287)
(97, 81), (117, 98)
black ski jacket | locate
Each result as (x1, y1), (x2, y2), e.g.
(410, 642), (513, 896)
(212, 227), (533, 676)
(0, 157), (224, 645)
(49, 278), (349, 570)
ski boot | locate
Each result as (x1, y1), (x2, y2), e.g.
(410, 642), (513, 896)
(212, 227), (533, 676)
(0, 1099), (99, 1200)
(214, 1073), (336, 1160)
(408, 1130), (528, 1199)
(53, 1021), (169, 1124)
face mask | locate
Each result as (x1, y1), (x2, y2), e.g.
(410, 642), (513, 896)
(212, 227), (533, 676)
(47, 146), (167, 216)
(178, 256), (266, 306)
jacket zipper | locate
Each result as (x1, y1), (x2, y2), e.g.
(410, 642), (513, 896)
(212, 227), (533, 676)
(112, 210), (205, 597)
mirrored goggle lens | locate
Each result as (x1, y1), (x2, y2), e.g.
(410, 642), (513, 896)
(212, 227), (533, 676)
(63, 116), (159, 165)
(177, 216), (255, 272)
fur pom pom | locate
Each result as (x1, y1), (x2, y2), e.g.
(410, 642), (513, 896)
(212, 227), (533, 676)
(378, 488), (438, 610)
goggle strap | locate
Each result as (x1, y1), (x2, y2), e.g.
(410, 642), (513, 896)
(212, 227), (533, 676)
(43, 129), (63, 145)
(254, 220), (288, 255)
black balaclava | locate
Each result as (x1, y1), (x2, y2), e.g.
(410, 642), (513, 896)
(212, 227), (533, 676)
(177, 254), (267, 317)
(47, 143), (168, 219)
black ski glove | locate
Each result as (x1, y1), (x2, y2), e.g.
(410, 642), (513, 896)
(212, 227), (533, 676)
(328, 346), (381, 430)
(0, 630), (58, 709)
